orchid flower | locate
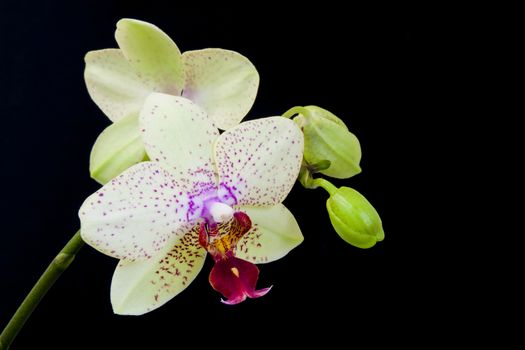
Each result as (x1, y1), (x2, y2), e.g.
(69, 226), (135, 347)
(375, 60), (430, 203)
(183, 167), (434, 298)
(85, 19), (259, 183)
(79, 93), (304, 314)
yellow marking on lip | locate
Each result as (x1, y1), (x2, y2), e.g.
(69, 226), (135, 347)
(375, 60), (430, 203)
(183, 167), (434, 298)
(231, 267), (240, 278)
(214, 239), (229, 255)
(205, 212), (252, 258)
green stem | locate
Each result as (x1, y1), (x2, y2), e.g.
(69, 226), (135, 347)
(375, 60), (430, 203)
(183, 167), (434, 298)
(311, 178), (338, 196)
(0, 230), (84, 349)
(282, 106), (309, 119)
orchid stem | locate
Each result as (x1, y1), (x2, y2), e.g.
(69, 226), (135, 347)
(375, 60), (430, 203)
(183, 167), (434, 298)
(0, 230), (84, 349)
(311, 178), (338, 196)
(282, 106), (308, 119)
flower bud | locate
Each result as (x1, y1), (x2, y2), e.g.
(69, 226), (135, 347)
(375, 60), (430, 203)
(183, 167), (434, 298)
(90, 114), (147, 184)
(291, 106), (361, 179)
(326, 186), (384, 248)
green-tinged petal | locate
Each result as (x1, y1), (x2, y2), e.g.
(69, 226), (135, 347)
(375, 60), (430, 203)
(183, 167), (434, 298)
(140, 93), (218, 192)
(111, 228), (206, 315)
(79, 162), (191, 261)
(115, 19), (184, 95)
(84, 49), (152, 122)
(182, 49), (259, 130)
(214, 117), (304, 207)
(236, 204), (303, 264)
(89, 113), (147, 185)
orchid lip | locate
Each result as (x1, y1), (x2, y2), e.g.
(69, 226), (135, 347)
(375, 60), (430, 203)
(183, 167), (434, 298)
(200, 211), (270, 304)
(209, 255), (271, 305)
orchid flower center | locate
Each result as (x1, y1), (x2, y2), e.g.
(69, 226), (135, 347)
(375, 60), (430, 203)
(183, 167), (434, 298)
(198, 211), (252, 261)
(188, 186), (237, 225)
(207, 201), (234, 223)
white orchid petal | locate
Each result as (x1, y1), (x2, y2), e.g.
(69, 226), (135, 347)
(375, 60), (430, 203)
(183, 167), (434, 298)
(111, 227), (206, 315)
(214, 117), (304, 206)
(115, 19), (185, 95)
(84, 49), (152, 122)
(236, 204), (303, 264)
(79, 162), (191, 261)
(182, 49), (259, 130)
(140, 93), (218, 199)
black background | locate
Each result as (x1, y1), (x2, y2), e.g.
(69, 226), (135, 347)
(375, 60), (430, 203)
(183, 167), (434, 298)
(0, 1), (442, 348)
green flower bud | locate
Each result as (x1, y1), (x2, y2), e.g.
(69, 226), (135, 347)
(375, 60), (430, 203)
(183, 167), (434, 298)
(286, 106), (361, 179)
(90, 114), (148, 184)
(326, 186), (384, 248)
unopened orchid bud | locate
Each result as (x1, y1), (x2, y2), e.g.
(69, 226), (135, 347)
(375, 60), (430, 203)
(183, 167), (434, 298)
(89, 114), (147, 184)
(326, 186), (384, 249)
(285, 106), (361, 179)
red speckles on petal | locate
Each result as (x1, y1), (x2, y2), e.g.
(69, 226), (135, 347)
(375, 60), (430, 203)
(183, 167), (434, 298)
(215, 117), (304, 207)
(111, 225), (207, 315)
(237, 224), (269, 263)
(79, 162), (192, 261)
(155, 229), (203, 285)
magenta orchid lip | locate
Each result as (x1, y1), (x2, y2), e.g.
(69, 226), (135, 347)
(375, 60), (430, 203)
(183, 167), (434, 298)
(200, 211), (271, 305)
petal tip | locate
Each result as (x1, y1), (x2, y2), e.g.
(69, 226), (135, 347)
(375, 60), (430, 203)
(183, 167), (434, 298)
(116, 18), (149, 29)
(220, 296), (246, 305)
(111, 301), (146, 316)
(250, 285), (272, 299)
